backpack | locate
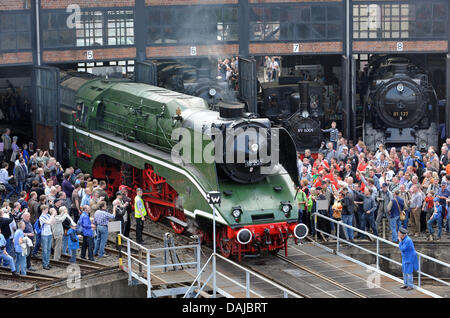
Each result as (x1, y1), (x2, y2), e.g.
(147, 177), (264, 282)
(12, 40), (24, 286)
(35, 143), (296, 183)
(62, 217), (71, 230)
(115, 206), (125, 217)
(34, 219), (42, 235)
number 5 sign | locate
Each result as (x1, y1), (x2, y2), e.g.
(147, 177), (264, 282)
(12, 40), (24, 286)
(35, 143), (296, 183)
(293, 43), (300, 53)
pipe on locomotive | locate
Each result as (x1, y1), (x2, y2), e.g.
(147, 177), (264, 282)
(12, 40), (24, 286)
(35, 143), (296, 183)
(299, 81), (309, 113)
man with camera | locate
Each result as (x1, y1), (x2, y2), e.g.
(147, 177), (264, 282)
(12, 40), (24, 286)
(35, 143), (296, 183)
(375, 183), (393, 231)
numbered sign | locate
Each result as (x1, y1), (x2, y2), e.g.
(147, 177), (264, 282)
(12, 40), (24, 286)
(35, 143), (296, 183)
(396, 42), (404, 52)
(293, 43), (300, 53)
(190, 46), (197, 56)
(87, 50), (94, 60)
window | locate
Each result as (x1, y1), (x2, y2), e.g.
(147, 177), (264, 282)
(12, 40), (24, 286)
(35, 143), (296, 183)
(353, 1), (448, 39)
(107, 10), (134, 45)
(76, 11), (104, 47)
(42, 12), (74, 48)
(250, 7), (280, 41)
(0, 13), (32, 51)
(42, 10), (135, 49)
(251, 4), (343, 42)
(147, 6), (238, 45)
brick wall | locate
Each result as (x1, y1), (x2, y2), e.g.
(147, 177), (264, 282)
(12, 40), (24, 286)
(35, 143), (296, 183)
(0, 52), (32, 65)
(249, 42), (343, 55)
(146, 0), (237, 5)
(43, 47), (136, 63)
(0, 0), (31, 10)
(147, 44), (239, 58)
(249, 0), (342, 3)
(41, 0), (135, 9)
(353, 41), (448, 53)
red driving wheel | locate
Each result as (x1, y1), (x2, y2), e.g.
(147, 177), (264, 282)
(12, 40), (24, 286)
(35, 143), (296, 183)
(169, 208), (186, 234)
(146, 201), (162, 222)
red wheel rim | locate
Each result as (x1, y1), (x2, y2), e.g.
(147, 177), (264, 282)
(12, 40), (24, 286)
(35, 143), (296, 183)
(169, 208), (186, 234)
(146, 202), (162, 222)
(218, 228), (233, 258)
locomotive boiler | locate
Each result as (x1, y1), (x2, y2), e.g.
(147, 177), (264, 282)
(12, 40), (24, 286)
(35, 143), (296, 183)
(258, 80), (323, 151)
(363, 56), (439, 151)
(59, 72), (307, 261)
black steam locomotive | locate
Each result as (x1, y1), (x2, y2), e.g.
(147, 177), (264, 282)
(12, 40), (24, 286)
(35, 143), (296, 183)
(149, 60), (237, 108)
(148, 60), (326, 152)
(363, 56), (439, 151)
(258, 80), (324, 151)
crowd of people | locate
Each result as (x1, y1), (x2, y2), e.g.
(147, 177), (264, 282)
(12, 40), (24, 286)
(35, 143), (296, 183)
(0, 128), (136, 276)
(297, 122), (450, 243)
(263, 56), (280, 82)
(217, 57), (239, 90)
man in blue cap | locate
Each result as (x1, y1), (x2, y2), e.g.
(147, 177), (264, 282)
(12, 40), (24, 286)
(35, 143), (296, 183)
(398, 227), (418, 291)
(390, 190), (404, 243)
(427, 197), (443, 241)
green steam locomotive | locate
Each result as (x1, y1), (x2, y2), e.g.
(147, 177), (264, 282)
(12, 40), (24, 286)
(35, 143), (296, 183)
(59, 72), (307, 260)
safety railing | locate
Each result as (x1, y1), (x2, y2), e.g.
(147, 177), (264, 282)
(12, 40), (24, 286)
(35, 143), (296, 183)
(183, 252), (302, 298)
(311, 212), (450, 298)
(117, 233), (201, 298)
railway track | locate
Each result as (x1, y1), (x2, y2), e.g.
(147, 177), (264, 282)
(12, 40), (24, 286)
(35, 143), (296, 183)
(6, 266), (120, 298)
(132, 219), (369, 297)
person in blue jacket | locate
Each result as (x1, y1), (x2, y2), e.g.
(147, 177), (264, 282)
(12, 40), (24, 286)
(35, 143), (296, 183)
(398, 227), (419, 291)
(67, 224), (79, 264)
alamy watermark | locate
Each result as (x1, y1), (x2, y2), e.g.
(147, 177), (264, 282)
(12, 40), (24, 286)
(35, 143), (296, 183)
(66, 264), (81, 289)
(366, 264), (381, 289)
(66, 4), (81, 29)
(170, 123), (281, 175)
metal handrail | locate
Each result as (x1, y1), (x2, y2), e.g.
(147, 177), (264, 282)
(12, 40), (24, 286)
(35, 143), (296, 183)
(183, 252), (303, 298)
(312, 212), (450, 295)
(118, 233), (201, 298)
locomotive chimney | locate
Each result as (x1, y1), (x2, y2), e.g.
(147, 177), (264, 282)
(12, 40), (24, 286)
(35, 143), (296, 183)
(298, 81), (309, 112)
(218, 101), (245, 119)
(392, 63), (408, 74)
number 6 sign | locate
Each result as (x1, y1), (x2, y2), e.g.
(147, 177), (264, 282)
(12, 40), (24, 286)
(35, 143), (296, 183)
(190, 46), (197, 56)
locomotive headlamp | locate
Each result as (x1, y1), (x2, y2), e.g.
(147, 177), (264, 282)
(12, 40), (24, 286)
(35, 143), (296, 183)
(301, 110), (309, 118)
(280, 201), (292, 216)
(209, 88), (217, 97)
(397, 83), (404, 93)
(232, 206), (242, 221)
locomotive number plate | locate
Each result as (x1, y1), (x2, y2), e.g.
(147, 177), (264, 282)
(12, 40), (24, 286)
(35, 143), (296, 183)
(298, 128), (313, 133)
(393, 111), (408, 117)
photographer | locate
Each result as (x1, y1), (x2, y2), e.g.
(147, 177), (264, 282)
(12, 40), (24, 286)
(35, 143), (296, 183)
(375, 183), (393, 229)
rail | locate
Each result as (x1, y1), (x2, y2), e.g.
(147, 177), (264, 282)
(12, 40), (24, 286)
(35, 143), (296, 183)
(183, 252), (302, 298)
(311, 212), (449, 298)
(118, 233), (201, 298)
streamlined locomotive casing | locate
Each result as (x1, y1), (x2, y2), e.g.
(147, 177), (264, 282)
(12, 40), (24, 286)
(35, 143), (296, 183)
(60, 75), (304, 258)
(363, 57), (438, 151)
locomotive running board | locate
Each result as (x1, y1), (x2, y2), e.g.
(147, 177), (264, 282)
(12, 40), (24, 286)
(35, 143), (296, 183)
(165, 216), (188, 228)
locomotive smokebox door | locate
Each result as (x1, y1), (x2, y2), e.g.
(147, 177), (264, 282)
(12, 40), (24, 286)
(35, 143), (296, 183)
(207, 191), (221, 205)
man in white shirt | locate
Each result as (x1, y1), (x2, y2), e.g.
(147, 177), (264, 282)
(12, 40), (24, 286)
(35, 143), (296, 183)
(0, 162), (14, 203)
(39, 205), (55, 270)
(270, 58), (279, 82)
